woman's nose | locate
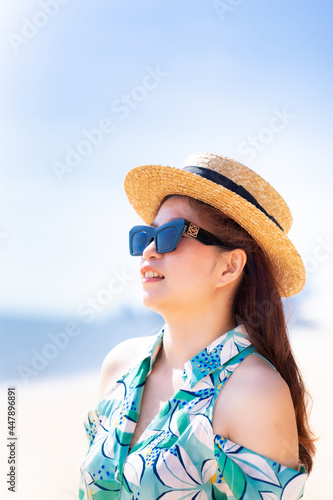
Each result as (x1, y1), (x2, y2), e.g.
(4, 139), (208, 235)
(142, 238), (161, 260)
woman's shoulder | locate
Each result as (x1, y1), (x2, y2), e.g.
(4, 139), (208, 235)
(214, 353), (291, 421)
(228, 353), (294, 411)
(213, 353), (299, 469)
(99, 335), (155, 399)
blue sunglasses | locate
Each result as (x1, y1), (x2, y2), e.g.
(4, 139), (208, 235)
(129, 218), (234, 256)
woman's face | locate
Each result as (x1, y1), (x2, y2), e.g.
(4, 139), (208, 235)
(139, 196), (228, 318)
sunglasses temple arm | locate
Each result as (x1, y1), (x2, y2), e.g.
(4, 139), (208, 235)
(196, 228), (235, 250)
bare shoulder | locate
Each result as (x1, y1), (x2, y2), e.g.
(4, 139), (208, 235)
(99, 335), (155, 399)
(213, 353), (299, 469)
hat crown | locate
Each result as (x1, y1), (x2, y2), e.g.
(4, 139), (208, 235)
(181, 152), (292, 233)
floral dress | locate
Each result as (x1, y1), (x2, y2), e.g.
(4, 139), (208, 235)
(79, 325), (307, 499)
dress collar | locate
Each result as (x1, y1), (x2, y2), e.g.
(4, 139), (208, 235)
(143, 325), (252, 389)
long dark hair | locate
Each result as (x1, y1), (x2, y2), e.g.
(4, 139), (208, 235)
(182, 196), (316, 472)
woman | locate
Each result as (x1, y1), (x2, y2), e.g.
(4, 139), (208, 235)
(79, 152), (315, 499)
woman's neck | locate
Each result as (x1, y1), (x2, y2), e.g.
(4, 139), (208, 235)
(160, 309), (236, 371)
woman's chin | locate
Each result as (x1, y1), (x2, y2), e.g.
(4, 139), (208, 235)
(141, 292), (167, 314)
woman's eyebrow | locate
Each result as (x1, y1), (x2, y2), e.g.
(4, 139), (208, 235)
(151, 218), (182, 229)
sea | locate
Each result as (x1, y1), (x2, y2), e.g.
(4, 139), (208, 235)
(0, 307), (164, 384)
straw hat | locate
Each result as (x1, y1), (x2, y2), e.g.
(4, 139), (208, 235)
(124, 152), (305, 297)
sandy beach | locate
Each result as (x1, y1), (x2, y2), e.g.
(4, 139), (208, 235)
(0, 326), (330, 500)
(0, 371), (100, 500)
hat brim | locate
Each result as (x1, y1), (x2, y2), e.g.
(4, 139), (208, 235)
(124, 164), (305, 297)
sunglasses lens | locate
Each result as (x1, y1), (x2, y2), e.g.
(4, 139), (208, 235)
(132, 231), (151, 255)
(156, 226), (179, 252)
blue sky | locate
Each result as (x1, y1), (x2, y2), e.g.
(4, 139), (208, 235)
(0, 0), (332, 328)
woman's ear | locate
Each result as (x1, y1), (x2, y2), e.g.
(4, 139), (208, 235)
(216, 249), (247, 288)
